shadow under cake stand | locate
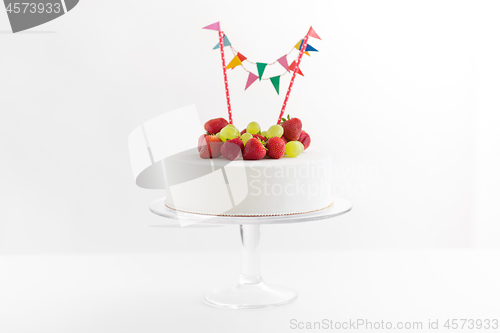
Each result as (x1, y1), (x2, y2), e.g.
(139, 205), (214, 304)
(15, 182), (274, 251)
(150, 197), (352, 309)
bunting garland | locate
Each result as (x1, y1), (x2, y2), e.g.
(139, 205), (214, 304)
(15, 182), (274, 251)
(245, 72), (258, 90)
(270, 76), (280, 94)
(256, 62), (267, 81)
(203, 22), (321, 122)
(277, 55), (289, 72)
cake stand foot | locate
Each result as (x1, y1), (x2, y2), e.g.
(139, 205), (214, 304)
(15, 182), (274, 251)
(204, 224), (298, 309)
(204, 282), (297, 309)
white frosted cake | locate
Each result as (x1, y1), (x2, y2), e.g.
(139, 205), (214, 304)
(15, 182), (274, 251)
(162, 149), (332, 216)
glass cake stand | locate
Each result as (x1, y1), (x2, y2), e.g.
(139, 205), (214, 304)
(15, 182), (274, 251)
(149, 197), (352, 309)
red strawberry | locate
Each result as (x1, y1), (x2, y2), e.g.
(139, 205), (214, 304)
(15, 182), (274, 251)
(243, 138), (266, 160)
(298, 131), (311, 150)
(199, 145), (211, 159)
(198, 134), (207, 152)
(207, 135), (223, 157)
(221, 138), (244, 160)
(281, 136), (288, 145)
(204, 118), (229, 134)
(240, 129), (247, 135)
(266, 137), (286, 159)
(199, 135), (223, 158)
(252, 134), (267, 142)
(281, 116), (302, 141)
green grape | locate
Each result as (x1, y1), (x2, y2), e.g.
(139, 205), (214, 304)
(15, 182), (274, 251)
(247, 121), (261, 134)
(226, 124), (240, 135)
(261, 130), (268, 138)
(220, 126), (239, 142)
(215, 132), (221, 139)
(267, 125), (284, 138)
(241, 133), (253, 145)
(298, 141), (304, 154)
(285, 141), (304, 157)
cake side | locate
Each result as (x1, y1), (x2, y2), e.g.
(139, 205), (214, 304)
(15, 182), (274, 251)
(162, 150), (332, 216)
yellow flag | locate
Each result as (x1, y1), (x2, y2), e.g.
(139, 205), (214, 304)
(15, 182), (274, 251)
(294, 40), (310, 56)
(226, 55), (242, 69)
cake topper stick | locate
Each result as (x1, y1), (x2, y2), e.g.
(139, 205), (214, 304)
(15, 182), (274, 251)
(218, 30), (233, 124)
(277, 34), (309, 124)
(203, 22), (233, 124)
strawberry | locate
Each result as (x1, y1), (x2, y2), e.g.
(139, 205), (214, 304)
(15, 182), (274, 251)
(198, 134), (207, 152)
(199, 145), (211, 159)
(281, 136), (288, 146)
(243, 138), (266, 160)
(221, 138), (244, 160)
(252, 134), (267, 142)
(240, 129), (247, 135)
(298, 131), (311, 150)
(204, 118), (229, 134)
(266, 137), (286, 159)
(280, 115), (302, 141)
(199, 135), (223, 158)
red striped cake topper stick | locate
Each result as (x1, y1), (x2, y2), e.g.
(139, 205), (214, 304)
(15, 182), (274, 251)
(277, 27), (321, 124)
(203, 22), (233, 124)
(218, 31), (233, 124)
(278, 35), (307, 123)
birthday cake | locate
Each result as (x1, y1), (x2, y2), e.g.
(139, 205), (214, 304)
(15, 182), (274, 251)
(162, 115), (332, 216)
(161, 23), (329, 216)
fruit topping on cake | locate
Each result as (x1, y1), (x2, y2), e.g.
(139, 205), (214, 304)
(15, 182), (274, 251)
(266, 137), (286, 159)
(280, 115), (303, 141)
(285, 141), (304, 158)
(298, 130), (311, 150)
(220, 138), (244, 160)
(199, 135), (223, 159)
(204, 118), (229, 134)
(199, 116), (309, 160)
(243, 138), (267, 160)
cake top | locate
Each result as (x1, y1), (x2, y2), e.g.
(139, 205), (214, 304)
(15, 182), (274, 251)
(200, 22), (321, 162)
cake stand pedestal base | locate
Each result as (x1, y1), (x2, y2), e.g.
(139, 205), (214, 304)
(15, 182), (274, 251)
(203, 224), (296, 309)
(149, 197), (352, 309)
(204, 282), (297, 309)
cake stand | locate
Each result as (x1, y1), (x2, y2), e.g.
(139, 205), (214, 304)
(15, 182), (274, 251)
(149, 197), (352, 309)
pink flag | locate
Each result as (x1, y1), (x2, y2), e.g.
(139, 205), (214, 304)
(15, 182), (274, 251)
(307, 26), (321, 40)
(245, 72), (258, 90)
(277, 55), (289, 72)
(202, 22), (220, 31)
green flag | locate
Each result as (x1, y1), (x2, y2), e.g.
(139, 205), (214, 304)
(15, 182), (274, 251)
(256, 62), (267, 81)
(270, 76), (280, 94)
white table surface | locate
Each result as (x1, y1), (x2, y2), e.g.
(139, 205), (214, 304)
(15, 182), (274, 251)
(1, 249), (500, 333)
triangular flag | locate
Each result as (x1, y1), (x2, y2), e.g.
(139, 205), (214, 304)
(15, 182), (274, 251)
(277, 55), (289, 71)
(245, 72), (258, 90)
(256, 62), (267, 81)
(213, 35), (231, 49)
(294, 40), (310, 56)
(202, 22), (220, 31)
(307, 26), (321, 40)
(226, 55), (242, 69)
(236, 52), (247, 62)
(305, 44), (318, 52)
(270, 76), (280, 94)
(288, 61), (304, 76)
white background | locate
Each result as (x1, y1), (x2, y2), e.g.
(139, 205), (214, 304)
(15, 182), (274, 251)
(1, 1), (500, 332)
(1, 0), (499, 253)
